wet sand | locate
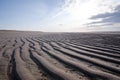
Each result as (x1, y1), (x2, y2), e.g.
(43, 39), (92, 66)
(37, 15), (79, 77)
(0, 30), (120, 80)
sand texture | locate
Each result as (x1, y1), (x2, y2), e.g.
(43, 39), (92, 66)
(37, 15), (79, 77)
(0, 30), (120, 80)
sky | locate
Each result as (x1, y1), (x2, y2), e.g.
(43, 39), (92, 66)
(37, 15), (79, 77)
(0, 0), (120, 32)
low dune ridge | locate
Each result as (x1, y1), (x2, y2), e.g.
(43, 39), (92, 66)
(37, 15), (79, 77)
(0, 30), (120, 80)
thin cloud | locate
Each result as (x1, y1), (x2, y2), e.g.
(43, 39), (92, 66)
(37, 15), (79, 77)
(89, 5), (120, 24)
(46, 0), (120, 32)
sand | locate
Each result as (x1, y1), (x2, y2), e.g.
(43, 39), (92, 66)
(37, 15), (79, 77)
(0, 30), (120, 80)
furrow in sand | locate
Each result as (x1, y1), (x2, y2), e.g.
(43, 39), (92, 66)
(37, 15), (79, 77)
(25, 38), (35, 46)
(8, 48), (21, 80)
(56, 42), (120, 64)
(2, 38), (16, 58)
(69, 42), (120, 55)
(49, 42), (120, 74)
(41, 46), (120, 80)
(0, 40), (15, 59)
(12, 38), (17, 47)
(31, 37), (42, 44)
(31, 37), (56, 50)
(0, 43), (7, 51)
(0, 39), (8, 45)
(20, 37), (32, 61)
(0, 39), (10, 48)
(29, 39), (89, 80)
(14, 47), (35, 80)
(31, 37), (90, 80)
(21, 37), (53, 80)
(97, 43), (120, 52)
(20, 37), (25, 47)
(29, 49), (77, 80)
(0, 47), (15, 80)
(29, 49), (56, 80)
(28, 38), (41, 50)
(7, 37), (25, 80)
(0, 45), (7, 59)
(64, 42), (120, 58)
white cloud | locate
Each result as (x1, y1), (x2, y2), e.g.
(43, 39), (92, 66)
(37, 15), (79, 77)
(44, 0), (120, 32)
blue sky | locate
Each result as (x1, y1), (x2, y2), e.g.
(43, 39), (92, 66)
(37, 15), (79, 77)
(0, 0), (120, 32)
